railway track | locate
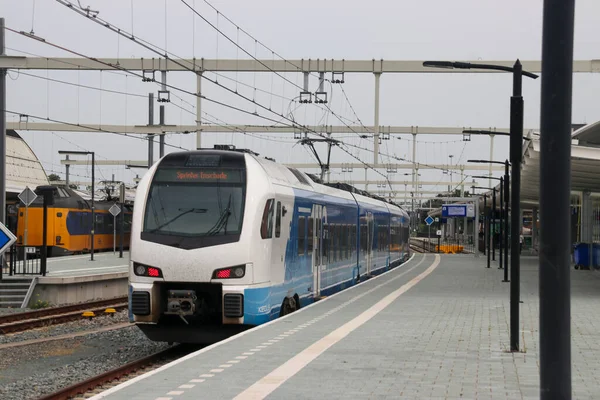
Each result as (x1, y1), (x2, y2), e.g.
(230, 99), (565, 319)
(0, 297), (128, 335)
(36, 344), (195, 400)
(410, 244), (426, 253)
(409, 239), (436, 253)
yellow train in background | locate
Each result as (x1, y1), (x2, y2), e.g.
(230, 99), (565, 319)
(15, 186), (133, 257)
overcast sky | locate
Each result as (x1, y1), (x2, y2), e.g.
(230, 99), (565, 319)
(4, 0), (599, 202)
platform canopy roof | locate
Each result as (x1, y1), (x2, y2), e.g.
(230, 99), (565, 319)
(571, 122), (600, 146)
(470, 128), (600, 210)
(428, 125), (600, 216)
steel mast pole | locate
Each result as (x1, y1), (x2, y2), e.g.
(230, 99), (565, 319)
(0, 18), (6, 273)
(499, 177), (504, 271)
(539, 0), (574, 397)
(90, 152), (95, 261)
(504, 160), (510, 279)
(509, 60), (524, 352)
(0, 18), (6, 225)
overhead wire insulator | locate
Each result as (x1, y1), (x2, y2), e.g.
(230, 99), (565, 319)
(314, 92), (328, 104)
(332, 71), (345, 84)
(157, 90), (171, 103)
(142, 70), (155, 82)
(299, 91), (312, 104)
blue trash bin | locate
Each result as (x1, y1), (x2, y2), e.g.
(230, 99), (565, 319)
(593, 244), (600, 269)
(574, 243), (592, 270)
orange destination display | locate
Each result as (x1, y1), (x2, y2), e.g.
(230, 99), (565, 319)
(153, 168), (244, 183)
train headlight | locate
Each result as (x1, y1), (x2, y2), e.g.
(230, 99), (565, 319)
(135, 265), (146, 275)
(212, 264), (246, 279)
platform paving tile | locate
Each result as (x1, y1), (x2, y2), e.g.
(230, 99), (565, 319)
(94, 254), (435, 400)
(264, 255), (600, 399)
(43, 251), (130, 276)
(93, 254), (600, 399)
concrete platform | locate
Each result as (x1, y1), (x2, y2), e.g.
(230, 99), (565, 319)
(1, 252), (130, 307)
(3, 251), (130, 278)
(90, 253), (600, 400)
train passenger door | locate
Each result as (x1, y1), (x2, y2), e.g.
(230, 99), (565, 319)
(312, 205), (324, 298)
(366, 212), (373, 275)
(272, 199), (286, 273)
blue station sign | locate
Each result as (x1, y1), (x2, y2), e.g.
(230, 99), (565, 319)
(441, 204), (475, 218)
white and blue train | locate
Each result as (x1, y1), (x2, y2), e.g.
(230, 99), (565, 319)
(128, 146), (411, 343)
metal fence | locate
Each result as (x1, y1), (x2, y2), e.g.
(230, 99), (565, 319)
(6, 245), (41, 276)
(439, 234), (476, 254)
(412, 234), (475, 254)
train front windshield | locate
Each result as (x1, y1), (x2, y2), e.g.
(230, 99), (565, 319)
(143, 168), (246, 239)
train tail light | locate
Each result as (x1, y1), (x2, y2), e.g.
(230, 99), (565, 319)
(133, 263), (164, 278)
(212, 265), (246, 279)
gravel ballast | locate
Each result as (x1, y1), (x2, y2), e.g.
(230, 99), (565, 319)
(0, 307), (33, 316)
(0, 324), (175, 400)
(0, 309), (130, 345)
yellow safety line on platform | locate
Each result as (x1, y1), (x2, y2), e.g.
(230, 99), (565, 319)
(234, 254), (441, 400)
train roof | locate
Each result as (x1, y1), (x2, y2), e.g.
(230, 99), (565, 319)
(153, 146), (409, 218)
(249, 153), (408, 216)
(18, 185), (132, 211)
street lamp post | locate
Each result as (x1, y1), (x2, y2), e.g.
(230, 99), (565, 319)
(34, 185), (58, 277)
(473, 176), (508, 270)
(473, 187), (496, 269)
(467, 160), (510, 270)
(469, 160), (510, 274)
(428, 61), (538, 353)
(59, 150), (95, 261)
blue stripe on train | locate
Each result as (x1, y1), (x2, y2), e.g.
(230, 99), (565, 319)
(242, 259), (403, 325)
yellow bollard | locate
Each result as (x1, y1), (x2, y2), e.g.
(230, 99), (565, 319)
(82, 311), (95, 319)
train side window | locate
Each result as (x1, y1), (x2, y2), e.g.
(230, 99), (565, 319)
(340, 225), (344, 260)
(260, 199), (275, 239)
(347, 225), (351, 259)
(275, 201), (281, 238)
(307, 217), (314, 255)
(107, 214), (114, 232)
(341, 225), (345, 260)
(335, 225), (340, 262)
(328, 224), (333, 263)
(331, 224), (336, 262)
(298, 217), (305, 255)
(323, 223), (329, 260)
(315, 219), (321, 265)
(360, 223), (366, 252)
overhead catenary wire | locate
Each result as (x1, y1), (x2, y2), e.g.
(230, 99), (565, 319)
(54, 2), (323, 136)
(183, 3), (390, 179)
(5, 110), (189, 151)
(197, 0), (335, 84)
(5, 26), (309, 130)
(58, 0), (362, 146)
(39, 9), (396, 190)
(10, 9), (467, 194)
(184, 0), (370, 133)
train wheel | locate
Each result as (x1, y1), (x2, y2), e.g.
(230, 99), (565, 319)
(280, 296), (297, 317)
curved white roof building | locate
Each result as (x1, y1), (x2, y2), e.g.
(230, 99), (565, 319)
(6, 130), (49, 199)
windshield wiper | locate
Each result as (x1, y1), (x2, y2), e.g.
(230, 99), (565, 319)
(206, 194), (233, 236)
(148, 208), (207, 233)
